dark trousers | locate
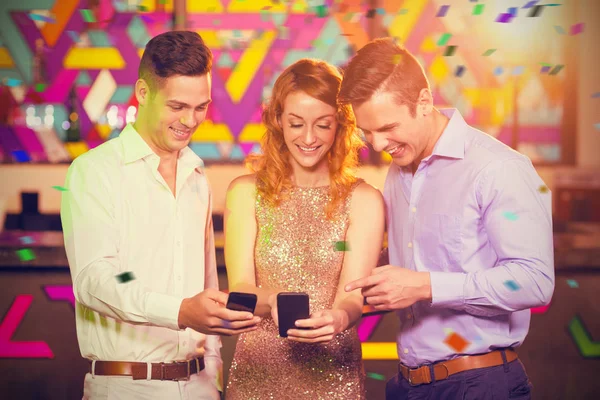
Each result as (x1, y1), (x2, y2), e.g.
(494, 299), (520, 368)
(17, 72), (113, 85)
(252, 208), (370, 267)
(385, 356), (533, 400)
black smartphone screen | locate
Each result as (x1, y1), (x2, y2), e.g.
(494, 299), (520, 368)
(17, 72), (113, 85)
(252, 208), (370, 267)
(226, 292), (258, 314)
(277, 292), (310, 337)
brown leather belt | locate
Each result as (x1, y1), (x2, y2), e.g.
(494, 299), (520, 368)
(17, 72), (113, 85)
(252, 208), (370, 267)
(91, 357), (205, 381)
(399, 349), (518, 386)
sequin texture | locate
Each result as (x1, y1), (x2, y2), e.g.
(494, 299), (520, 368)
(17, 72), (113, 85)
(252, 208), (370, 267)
(226, 181), (365, 399)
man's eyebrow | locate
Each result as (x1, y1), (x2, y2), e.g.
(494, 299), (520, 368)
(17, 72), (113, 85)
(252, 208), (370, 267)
(166, 99), (212, 107)
(358, 122), (399, 132)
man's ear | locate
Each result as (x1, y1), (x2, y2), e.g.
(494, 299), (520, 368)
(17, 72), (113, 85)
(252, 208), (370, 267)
(135, 79), (150, 106)
(417, 88), (433, 116)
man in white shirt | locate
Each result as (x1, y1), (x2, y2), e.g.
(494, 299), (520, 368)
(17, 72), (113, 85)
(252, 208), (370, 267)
(61, 31), (261, 400)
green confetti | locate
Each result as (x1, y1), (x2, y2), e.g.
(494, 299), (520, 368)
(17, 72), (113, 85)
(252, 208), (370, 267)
(315, 4), (328, 18)
(504, 280), (520, 291)
(334, 241), (350, 252)
(367, 372), (386, 381)
(17, 249), (36, 262)
(437, 33), (452, 46)
(566, 279), (579, 288)
(549, 65), (564, 75)
(137, 5), (149, 12)
(80, 9), (96, 23)
(398, 8), (409, 15)
(116, 271), (136, 283)
(52, 185), (68, 191)
(482, 49), (496, 56)
(473, 4), (485, 15)
(503, 211), (519, 221)
(34, 83), (46, 92)
(443, 45), (457, 56)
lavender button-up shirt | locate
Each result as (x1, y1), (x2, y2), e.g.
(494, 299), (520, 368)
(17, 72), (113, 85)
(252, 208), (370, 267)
(384, 109), (554, 368)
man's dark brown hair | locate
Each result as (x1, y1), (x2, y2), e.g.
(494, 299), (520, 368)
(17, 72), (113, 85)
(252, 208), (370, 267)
(338, 38), (429, 117)
(139, 31), (213, 92)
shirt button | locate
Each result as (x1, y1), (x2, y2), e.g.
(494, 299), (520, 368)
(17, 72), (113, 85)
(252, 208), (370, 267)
(404, 348), (409, 354)
(408, 242), (413, 248)
(411, 207), (417, 213)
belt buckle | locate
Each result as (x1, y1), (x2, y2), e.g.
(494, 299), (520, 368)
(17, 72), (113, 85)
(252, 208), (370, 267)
(173, 360), (191, 381)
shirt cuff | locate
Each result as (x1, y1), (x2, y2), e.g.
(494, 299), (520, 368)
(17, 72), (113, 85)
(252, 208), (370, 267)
(429, 272), (467, 308)
(144, 292), (184, 330)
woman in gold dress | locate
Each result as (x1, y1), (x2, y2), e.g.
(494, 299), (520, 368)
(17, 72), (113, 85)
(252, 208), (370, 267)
(224, 59), (385, 399)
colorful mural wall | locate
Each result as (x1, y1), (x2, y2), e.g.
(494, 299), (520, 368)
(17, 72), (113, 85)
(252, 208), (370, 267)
(0, 0), (571, 164)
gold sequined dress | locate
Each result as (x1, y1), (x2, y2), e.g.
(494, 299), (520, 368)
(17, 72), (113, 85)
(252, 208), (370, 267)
(226, 181), (366, 400)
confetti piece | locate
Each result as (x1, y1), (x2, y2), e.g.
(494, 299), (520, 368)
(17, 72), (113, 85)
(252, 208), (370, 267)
(482, 49), (496, 56)
(540, 65), (551, 74)
(366, 372), (386, 381)
(594, 123), (600, 131)
(554, 25), (566, 35)
(538, 185), (549, 193)
(398, 8), (409, 15)
(140, 15), (154, 23)
(116, 271), (135, 283)
(366, 9), (376, 18)
(444, 332), (470, 353)
(592, 92), (600, 98)
(29, 13), (55, 23)
(566, 279), (579, 288)
(392, 54), (403, 64)
(34, 83), (46, 92)
(504, 280), (521, 291)
(495, 13), (514, 23)
(12, 150), (30, 162)
(315, 4), (327, 17)
(522, 0), (539, 8)
(443, 327), (453, 335)
(455, 65), (466, 77)
(80, 9), (96, 23)
(443, 45), (456, 56)
(437, 33), (452, 46)
(67, 30), (80, 43)
(493, 66), (503, 76)
(52, 186), (68, 191)
(503, 211), (519, 221)
(4, 78), (22, 87)
(436, 5), (450, 17)
(19, 236), (35, 245)
(137, 5), (149, 12)
(507, 7), (518, 16)
(570, 23), (584, 35)
(528, 5), (544, 17)
(549, 65), (564, 75)
(472, 4), (485, 15)
(334, 241), (350, 252)
(16, 249), (36, 262)
(512, 66), (525, 76)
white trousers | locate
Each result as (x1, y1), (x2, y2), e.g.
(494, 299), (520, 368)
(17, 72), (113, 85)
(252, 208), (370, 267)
(82, 369), (219, 400)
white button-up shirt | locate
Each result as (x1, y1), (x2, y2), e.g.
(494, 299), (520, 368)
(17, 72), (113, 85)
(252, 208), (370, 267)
(61, 124), (222, 396)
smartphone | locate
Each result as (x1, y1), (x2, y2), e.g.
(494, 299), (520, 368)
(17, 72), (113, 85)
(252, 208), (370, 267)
(277, 292), (310, 338)
(226, 292), (257, 314)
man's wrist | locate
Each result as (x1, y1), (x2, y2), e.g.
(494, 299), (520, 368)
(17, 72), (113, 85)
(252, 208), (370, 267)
(178, 298), (190, 330)
(421, 272), (432, 302)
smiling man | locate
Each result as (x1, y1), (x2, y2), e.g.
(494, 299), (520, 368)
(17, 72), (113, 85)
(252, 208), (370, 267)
(61, 31), (260, 400)
(340, 38), (554, 399)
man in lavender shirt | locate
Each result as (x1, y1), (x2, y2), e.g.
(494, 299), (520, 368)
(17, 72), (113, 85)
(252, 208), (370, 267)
(341, 38), (554, 399)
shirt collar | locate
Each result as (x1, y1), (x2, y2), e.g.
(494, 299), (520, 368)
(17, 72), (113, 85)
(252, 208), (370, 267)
(430, 108), (466, 160)
(121, 123), (205, 171)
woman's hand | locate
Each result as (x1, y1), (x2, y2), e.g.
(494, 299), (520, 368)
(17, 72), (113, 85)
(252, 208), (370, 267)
(286, 309), (349, 344)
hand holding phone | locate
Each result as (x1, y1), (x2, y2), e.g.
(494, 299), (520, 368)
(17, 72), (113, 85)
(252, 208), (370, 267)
(226, 292), (258, 314)
(277, 292), (310, 338)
